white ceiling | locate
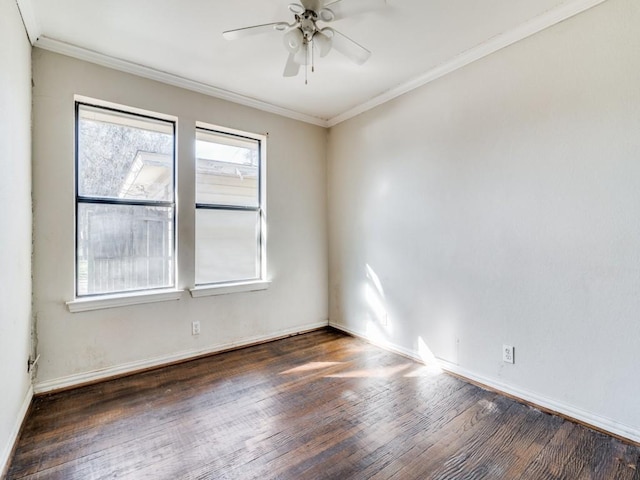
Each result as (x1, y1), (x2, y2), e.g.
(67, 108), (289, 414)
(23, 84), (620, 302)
(20, 0), (603, 126)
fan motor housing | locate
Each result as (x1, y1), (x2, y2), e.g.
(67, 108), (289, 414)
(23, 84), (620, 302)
(299, 11), (318, 40)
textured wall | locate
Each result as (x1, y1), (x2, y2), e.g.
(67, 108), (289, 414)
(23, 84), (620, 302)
(328, 0), (640, 437)
(0, 0), (33, 471)
(32, 50), (328, 385)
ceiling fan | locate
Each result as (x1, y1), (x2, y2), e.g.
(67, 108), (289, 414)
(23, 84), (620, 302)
(222, 0), (386, 82)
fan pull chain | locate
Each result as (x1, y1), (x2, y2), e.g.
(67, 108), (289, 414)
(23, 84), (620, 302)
(305, 40), (309, 85)
(311, 40), (315, 73)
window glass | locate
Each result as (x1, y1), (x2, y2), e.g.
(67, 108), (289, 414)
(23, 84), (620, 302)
(78, 106), (174, 201)
(195, 127), (263, 286)
(76, 104), (175, 296)
(195, 209), (260, 284)
(77, 204), (174, 295)
(196, 130), (259, 207)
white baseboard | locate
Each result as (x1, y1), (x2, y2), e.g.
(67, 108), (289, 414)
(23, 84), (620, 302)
(438, 359), (640, 444)
(329, 322), (420, 361)
(34, 321), (329, 394)
(1, 385), (33, 477)
(330, 322), (640, 445)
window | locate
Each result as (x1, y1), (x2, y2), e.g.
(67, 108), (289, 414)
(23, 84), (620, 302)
(75, 103), (176, 297)
(195, 127), (265, 285)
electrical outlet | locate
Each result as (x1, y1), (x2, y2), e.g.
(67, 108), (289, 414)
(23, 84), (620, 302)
(503, 345), (514, 364)
(192, 321), (201, 336)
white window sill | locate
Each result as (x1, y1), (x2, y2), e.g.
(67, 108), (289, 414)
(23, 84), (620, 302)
(189, 280), (271, 298)
(66, 289), (184, 313)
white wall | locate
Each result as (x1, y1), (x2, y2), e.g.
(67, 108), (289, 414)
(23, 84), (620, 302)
(328, 0), (640, 439)
(0, 0), (33, 471)
(32, 50), (328, 386)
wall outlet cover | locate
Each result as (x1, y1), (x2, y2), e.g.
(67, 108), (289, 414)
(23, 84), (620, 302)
(503, 345), (514, 364)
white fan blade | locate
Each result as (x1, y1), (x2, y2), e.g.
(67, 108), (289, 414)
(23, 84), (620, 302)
(325, 28), (371, 64)
(288, 3), (305, 15)
(283, 53), (301, 77)
(223, 22), (289, 41)
(322, 0), (386, 22)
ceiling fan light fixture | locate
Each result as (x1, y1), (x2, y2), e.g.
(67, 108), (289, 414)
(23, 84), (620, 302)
(223, 0), (382, 81)
(318, 8), (335, 22)
(321, 27), (335, 39)
(294, 43), (312, 65)
(313, 30), (332, 57)
(283, 28), (304, 53)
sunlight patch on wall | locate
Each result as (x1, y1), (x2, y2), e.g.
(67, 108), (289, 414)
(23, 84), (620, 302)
(363, 263), (392, 337)
(366, 264), (385, 298)
(364, 284), (387, 322)
(417, 336), (443, 374)
(365, 319), (390, 345)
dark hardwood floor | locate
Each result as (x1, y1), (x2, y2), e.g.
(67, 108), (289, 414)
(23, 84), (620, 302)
(7, 328), (640, 479)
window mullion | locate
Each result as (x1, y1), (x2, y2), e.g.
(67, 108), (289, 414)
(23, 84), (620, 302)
(78, 196), (175, 208)
(195, 203), (259, 212)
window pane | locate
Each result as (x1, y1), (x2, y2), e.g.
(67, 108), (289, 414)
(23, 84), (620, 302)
(195, 209), (260, 285)
(196, 129), (259, 207)
(78, 105), (174, 201)
(77, 203), (174, 295)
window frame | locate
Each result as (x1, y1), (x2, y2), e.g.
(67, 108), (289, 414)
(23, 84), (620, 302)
(73, 101), (178, 299)
(192, 123), (268, 293)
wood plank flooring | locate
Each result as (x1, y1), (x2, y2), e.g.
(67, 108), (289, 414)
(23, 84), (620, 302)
(7, 328), (640, 479)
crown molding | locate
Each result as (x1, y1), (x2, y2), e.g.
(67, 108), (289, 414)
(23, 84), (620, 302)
(327, 0), (609, 127)
(34, 36), (329, 128)
(27, 0), (607, 129)
(16, 0), (40, 44)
